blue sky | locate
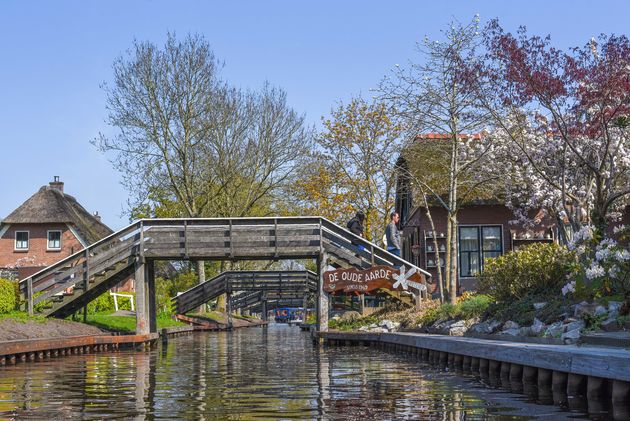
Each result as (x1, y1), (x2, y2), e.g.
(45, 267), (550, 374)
(0, 0), (627, 230)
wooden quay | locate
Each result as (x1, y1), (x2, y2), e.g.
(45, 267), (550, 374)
(19, 217), (430, 334)
(320, 331), (630, 419)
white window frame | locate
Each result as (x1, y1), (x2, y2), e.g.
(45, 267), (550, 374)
(47, 230), (62, 251)
(14, 231), (29, 251)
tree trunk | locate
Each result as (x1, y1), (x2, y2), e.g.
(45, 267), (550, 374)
(448, 213), (458, 304)
(422, 194), (444, 303)
(444, 216), (452, 302)
(216, 261), (227, 312)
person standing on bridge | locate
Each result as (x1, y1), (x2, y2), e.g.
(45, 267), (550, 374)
(385, 212), (401, 257)
(347, 211), (366, 252)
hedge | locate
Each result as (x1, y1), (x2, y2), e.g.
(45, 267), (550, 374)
(0, 278), (19, 313)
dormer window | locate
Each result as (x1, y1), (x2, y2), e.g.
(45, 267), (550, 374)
(47, 230), (62, 250)
(15, 231), (29, 250)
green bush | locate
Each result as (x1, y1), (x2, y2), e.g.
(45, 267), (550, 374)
(458, 294), (494, 319)
(87, 293), (115, 314)
(87, 291), (136, 315)
(478, 243), (573, 303)
(156, 277), (175, 316)
(0, 278), (18, 313)
(418, 294), (494, 326)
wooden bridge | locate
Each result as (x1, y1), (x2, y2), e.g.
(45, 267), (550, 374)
(173, 270), (317, 318)
(19, 217), (430, 333)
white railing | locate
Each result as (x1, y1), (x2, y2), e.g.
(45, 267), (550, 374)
(109, 291), (135, 312)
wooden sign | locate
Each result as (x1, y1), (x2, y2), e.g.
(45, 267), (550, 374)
(323, 265), (426, 295)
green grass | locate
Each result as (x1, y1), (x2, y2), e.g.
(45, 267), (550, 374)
(329, 315), (379, 331)
(185, 311), (226, 322)
(85, 313), (185, 333)
(0, 311), (47, 322)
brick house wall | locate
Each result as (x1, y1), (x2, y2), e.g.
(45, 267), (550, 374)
(0, 223), (84, 279)
(399, 204), (556, 294)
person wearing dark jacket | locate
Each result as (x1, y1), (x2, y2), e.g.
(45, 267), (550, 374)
(385, 212), (401, 257)
(347, 211), (366, 251)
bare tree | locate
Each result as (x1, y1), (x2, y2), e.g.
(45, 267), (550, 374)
(379, 18), (494, 303)
(94, 33), (312, 302)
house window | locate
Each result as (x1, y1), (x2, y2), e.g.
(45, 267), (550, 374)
(459, 225), (503, 277)
(15, 231), (29, 250)
(48, 230), (62, 250)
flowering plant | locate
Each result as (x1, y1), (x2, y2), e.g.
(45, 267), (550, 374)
(564, 224), (630, 298)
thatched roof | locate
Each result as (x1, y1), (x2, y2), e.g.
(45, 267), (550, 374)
(2, 185), (113, 245)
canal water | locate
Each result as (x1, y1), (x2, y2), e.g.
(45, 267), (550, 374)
(0, 325), (608, 420)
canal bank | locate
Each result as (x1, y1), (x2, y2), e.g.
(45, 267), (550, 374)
(319, 330), (630, 419)
(0, 313), (267, 366)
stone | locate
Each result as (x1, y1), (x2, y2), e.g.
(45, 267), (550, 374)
(379, 319), (392, 328)
(601, 319), (620, 332)
(340, 311), (362, 322)
(447, 320), (468, 336)
(358, 326), (369, 332)
(469, 321), (492, 335)
(608, 301), (622, 313)
(369, 327), (387, 333)
(562, 328), (581, 344)
(594, 306), (607, 317)
(519, 326), (532, 337)
(368, 323), (378, 328)
(564, 320), (585, 333)
(503, 320), (520, 330)
(574, 302), (598, 318)
(380, 320), (399, 331)
(500, 328), (521, 336)
(531, 318), (545, 335)
(544, 322), (564, 338)
(533, 302), (548, 310)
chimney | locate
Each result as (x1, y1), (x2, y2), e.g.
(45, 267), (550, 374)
(49, 176), (64, 193)
(93, 211), (101, 222)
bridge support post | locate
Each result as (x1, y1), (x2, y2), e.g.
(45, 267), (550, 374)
(317, 252), (329, 332)
(135, 259), (149, 335)
(360, 294), (365, 315)
(135, 259), (157, 335)
(147, 260), (157, 334)
(303, 293), (309, 322)
(261, 297), (268, 321)
(226, 291), (233, 330)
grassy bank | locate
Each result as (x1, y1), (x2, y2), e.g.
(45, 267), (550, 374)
(0, 311), (47, 322)
(84, 313), (186, 333)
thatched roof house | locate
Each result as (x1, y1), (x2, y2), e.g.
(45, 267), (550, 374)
(0, 177), (113, 278)
(2, 179), (112, 246)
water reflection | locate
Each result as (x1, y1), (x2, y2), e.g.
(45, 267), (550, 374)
(0, 325), (611, 420)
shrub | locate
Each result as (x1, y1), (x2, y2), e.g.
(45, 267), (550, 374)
(87, 293), (116, 314)
(156, 277), (175, 316)
(418, 294), (494, 326)
(0, 278), (18, 313)
(479, 243), (573, 303)
(458, 294), (493, 319)
(86, 291), (135, 315)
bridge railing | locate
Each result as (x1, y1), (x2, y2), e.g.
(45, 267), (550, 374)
(19, 221), (143, 312)
(20, 216), (430, 316)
